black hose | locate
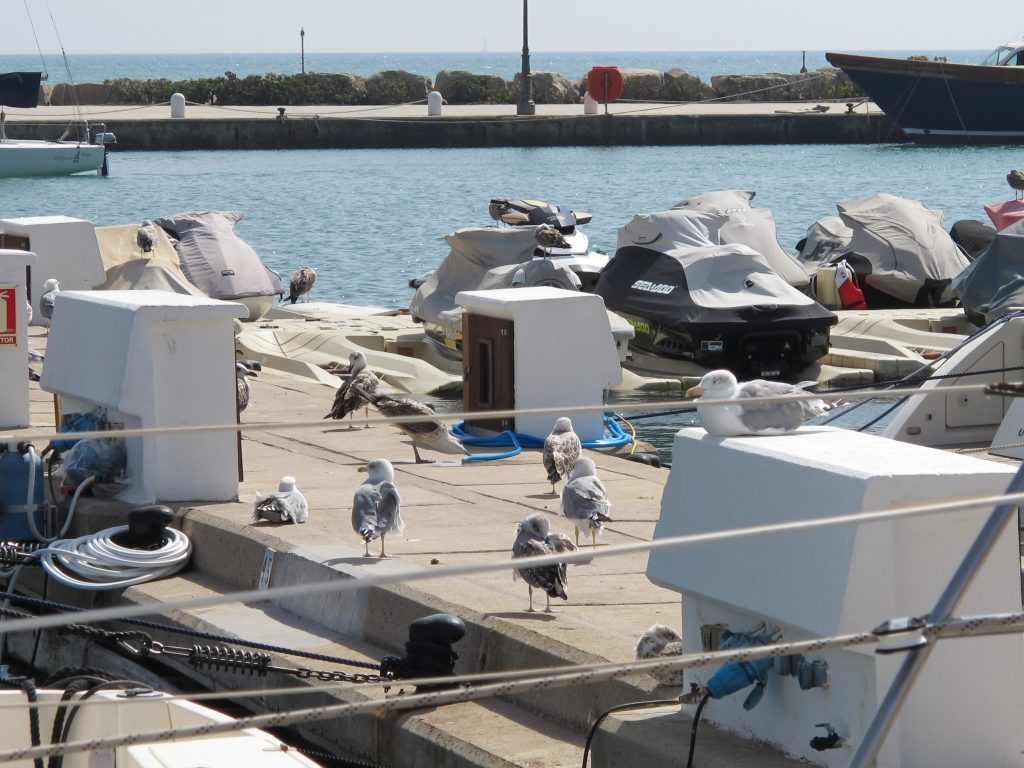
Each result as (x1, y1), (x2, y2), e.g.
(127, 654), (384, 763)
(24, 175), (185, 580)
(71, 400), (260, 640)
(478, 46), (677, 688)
(20, 679), (43, 768)
(686, 692), (711, 768)
(580, 697), (681, 768)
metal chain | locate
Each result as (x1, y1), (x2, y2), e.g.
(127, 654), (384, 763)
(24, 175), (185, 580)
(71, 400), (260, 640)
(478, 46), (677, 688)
(0, 592), (380, 671)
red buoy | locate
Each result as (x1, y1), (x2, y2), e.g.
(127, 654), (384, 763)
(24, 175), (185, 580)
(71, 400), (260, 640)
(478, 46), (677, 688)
(587, 66), (624, 104)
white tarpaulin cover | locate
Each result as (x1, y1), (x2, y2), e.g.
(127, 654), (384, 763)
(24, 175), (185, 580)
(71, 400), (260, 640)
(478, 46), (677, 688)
(94, 224), (206, 297)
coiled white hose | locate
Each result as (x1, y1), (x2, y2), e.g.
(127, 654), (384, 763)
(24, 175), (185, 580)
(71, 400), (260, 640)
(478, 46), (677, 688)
(39, 526), (192, 591)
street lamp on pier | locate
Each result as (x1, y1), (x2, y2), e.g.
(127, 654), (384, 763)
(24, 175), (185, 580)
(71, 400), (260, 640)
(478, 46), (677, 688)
(517, 0), (535, 115)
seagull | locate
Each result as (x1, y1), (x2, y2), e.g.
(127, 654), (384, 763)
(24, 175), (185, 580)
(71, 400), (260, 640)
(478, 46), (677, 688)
(560, 457), (612, 547)
(235, 361), (257, 413)
(488, 198), (512, 224)
(356, 386), (469, 464)
(39, 279), (60, 326)
(25, 300), (32, 325)
(635, 624), (685, 687)
(137, 219), (158, 253)
(352, 458), (404, 557)
(685, 369), (837, 436)
(512, 513), (577, 613)
(1008, 169), (1024, 200)
(534, 223), (572, 251)
(252, 476), (308, 524)
(286, 267), (317, 304)
(543, 417), (581, 493)
(324, 351), (380, 428)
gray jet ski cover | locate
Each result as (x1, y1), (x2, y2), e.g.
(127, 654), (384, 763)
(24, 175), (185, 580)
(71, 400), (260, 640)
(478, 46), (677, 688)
(837, 194), (969, 305)
(672, 190), (810, 288)
(154, 211), (282, 300)
(409, 226), (539, 324)
(952, 218), (1024, 325)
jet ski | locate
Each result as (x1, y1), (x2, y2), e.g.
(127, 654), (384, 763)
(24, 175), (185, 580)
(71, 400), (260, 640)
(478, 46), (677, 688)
(409, 198), (631, 358)
(594, 206), (837, 379)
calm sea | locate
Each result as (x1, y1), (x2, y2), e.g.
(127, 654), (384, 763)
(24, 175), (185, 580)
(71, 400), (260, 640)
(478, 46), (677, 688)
(0, 50), (988, 86)
(0, 51), (1002, 457)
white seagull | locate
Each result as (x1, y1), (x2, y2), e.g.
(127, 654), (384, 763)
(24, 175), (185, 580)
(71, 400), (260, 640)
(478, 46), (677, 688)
(685, 369), (836, 436)
(39, 279), (60, 326)
(252, 476), (308, 524)
(324, 351), (380, 428)
(635, 624), (685, 687)
(352, 458), (404, 557)
(543, 417), (581, 493)
(512, 513), (577, 613)
(560, 457), (612, 547)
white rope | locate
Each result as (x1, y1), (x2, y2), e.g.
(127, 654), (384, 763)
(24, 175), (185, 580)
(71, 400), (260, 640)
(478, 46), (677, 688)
(2, 487), (1023, 637)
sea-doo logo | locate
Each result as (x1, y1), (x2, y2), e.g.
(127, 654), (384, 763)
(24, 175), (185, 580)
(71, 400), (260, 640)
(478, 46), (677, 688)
(631, 280), (676, 295)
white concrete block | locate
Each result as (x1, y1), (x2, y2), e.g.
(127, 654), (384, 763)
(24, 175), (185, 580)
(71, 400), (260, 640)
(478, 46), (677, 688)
(648, 426), (1023, 767)
(0, 216), (104, 324)
(0, 249), (36, 428)
(41, 290), (248, 503)
(456, 287), (622, 441)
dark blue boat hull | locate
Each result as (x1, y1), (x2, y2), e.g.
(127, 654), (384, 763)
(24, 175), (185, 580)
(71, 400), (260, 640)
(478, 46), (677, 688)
(827, 52), (1024, 143)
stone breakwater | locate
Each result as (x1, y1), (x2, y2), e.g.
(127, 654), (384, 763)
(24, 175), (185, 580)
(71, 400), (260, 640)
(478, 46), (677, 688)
(42, 66), (862, 107)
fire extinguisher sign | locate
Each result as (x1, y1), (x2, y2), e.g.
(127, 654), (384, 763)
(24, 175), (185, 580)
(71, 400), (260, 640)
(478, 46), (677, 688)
(0, 286), (17, 345)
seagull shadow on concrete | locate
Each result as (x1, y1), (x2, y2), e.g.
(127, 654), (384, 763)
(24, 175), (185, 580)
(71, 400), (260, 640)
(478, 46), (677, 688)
(484, 611), (559, 622)
(323, 556), (389, 566)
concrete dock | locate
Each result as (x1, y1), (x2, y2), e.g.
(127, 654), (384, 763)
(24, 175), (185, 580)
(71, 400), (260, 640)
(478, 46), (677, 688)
(9, 326), (803, 767)
(3, 101), (903, 149)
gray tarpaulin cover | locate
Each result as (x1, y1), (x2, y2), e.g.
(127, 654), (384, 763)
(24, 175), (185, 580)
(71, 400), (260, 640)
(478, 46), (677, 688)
(952, 219), (1024, 325)
(154, 211), (281, 300)
(672, 190), (810, 288)
(837, 194), (970, 305)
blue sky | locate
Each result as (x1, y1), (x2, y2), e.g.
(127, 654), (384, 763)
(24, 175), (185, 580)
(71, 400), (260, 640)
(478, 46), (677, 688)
(8, 0), (1020, 54)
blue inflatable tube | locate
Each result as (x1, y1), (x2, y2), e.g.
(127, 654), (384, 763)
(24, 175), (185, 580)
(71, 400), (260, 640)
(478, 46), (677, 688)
(451, 414), (631, 463)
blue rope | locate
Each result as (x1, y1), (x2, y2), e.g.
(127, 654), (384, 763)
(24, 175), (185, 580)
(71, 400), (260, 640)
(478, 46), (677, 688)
(452, 414), (631, 463)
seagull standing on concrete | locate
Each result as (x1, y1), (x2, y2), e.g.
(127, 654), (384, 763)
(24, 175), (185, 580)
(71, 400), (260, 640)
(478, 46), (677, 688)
(352, 458), (404, 557)
(686, 369), (837, 436)
(39, 279), (60, 326)
(635, 624), (685, 687)
(235, 361), (257, 413)
(560, 457), (612, 547)
(512, 513), (577, 613)
(137, 219), (159, 253)
(324, 351), (380, 428)
(252, 476), (308, 524)
(543, 417), (581, 493)
(286, 267), (317, 304)
(357, 387), (468, 464)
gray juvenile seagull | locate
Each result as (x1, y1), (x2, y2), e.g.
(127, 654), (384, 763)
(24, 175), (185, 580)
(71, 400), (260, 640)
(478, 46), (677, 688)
(352, 458), (404, 557)
(137, 219), (158, 252)
(252, 475), (308, 524)
(543, 417), (581, 493)
(560, 457), (612, 547)
(39, 279), (60, 325)
(235, 362), (257, 413)
(324, 351), (380, 428)
(286, 267), (317, 304)
(534, 223), (572, 251)
(686, 369), (836, 436)
(512, 513), (577, 613)
(635, 624), (685, 687)
(354, 385), (468, 464)
(1008, 169), (1024, 200)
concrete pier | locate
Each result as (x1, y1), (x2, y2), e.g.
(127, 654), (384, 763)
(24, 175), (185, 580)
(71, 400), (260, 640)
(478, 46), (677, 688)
(8, 325), (805, 768)
(2, 101), (903, 149)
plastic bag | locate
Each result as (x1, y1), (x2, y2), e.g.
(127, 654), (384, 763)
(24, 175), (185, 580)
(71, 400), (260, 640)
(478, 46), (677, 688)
(58, 437), (126, 491)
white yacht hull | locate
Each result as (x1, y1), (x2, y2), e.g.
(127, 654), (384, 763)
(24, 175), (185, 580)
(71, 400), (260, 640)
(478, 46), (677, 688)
(0, 139), (105, 177)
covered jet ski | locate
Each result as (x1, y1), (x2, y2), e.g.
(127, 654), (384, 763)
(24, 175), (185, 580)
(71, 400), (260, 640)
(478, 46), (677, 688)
(810, 194), (970, 308)
(952, 218), (1024, 326)
(154, 211), (282, 321)
(594, 207), (836, 378)
(672, 190), (811, 289)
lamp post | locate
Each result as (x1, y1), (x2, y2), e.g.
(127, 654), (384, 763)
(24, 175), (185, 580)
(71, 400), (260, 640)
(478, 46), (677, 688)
(516, 0), (535, 115)
(301, 28), (305, 74)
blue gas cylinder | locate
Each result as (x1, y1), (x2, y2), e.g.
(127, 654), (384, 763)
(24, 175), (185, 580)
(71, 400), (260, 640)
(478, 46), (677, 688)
(0, 443), (46, 541)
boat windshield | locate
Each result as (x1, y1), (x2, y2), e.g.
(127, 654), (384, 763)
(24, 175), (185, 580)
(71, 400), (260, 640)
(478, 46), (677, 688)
(981, 45), (1024, 66)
